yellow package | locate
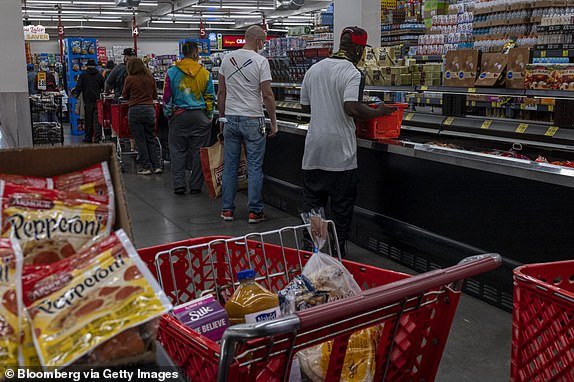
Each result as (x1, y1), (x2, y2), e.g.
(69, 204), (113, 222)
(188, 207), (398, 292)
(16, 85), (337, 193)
(0, 181), (114, 265)
(298, 326), (381, 382)
(20, 313), (41, 368)
(23, 230), (172, 367)
(0, 238), (23, 376)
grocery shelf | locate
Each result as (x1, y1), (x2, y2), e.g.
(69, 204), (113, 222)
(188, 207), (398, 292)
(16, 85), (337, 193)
(381, 29), (426, 37)
(365, 85), (418, 93)
(535, 24), (574, 33)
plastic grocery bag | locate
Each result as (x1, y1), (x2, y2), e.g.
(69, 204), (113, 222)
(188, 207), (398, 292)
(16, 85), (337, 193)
(200, 139), (248, 199)
(296, 210), (379, 382)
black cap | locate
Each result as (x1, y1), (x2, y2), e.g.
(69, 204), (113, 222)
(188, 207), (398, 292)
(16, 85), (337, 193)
(86, 59), (97, 67)
(123, 48), (136, 56)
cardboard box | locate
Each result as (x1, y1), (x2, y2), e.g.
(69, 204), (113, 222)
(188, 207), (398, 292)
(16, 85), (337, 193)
(0, 144), (133, 239)
(475, 53), (508, 87)
(444, 49), (480, 87)
(506, 47), (531, 89)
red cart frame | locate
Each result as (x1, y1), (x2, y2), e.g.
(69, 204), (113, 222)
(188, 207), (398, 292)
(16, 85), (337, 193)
(138, 223), (500, 382)
(511, 260), (574, 382)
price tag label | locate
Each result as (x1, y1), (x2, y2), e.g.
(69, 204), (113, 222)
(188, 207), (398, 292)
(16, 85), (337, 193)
(468, 88), (477, 93)
(405, 113), (415, 121)
(420, 85), (428, 91)
(416, 98), (421, 104)
(563, 50), (569, 57)
(440, 99), (443, 105)
(471, 101), (476, 107)
(545, 126), (559, 137)
(548, 105), (554, 112)
(516, 123), (528, 133)
(444, 117), (455, 126)
(541, 51), (547, 58)
(481, 120), (492, 129)
(426, 98), (430, 104)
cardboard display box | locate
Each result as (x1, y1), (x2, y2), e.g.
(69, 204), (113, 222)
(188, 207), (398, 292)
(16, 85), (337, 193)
(475, 53), (508, 87)
(506, 47), (531, 89)
(0, 144), (133, 239)
(444, 49), (480, 87)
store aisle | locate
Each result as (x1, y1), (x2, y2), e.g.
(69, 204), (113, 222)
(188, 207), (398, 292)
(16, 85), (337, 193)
(123, 162), (511, 382)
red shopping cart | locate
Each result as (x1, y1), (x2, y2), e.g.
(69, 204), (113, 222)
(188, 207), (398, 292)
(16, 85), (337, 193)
(138, 223), (501, 382)
(110, 101), (163, 171)
(511, 260), (574, 382)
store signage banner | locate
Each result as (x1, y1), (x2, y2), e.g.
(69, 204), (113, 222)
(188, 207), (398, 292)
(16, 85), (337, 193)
(24, 25), (50, 41)
(222, 35), (273, 49)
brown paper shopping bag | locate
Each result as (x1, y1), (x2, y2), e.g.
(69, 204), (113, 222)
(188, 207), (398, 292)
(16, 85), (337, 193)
(200, 140), (248, 199)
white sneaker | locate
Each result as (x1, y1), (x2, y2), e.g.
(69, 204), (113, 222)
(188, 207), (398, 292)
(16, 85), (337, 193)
(154, 168), (163, 174)
(137, 169), (152, 175)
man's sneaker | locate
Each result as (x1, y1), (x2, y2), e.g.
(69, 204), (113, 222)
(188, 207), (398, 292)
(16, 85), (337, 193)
(248, 211), (267, 224)
(154, 168), (163, 174)
(221, 210), (234, 221)
(137, 169), (152, 176)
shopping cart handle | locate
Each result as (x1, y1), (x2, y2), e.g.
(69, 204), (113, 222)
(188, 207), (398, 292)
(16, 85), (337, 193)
(297, 253), (501, 331)
(217, 315), (301, 382)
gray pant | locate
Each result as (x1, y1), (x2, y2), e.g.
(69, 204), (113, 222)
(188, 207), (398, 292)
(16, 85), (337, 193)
(168, 109), (211, 190)
(128, 105), (161, 170)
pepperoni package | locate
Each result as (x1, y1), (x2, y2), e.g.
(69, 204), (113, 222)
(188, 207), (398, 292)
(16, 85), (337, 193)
(22, 230), (172, 367)
(0, 162), (114, 202)
(0, 239), (23, 375)
(54, 162), (115, 201)
(0, 181), (114, 265)
(0, 174), (53, 189)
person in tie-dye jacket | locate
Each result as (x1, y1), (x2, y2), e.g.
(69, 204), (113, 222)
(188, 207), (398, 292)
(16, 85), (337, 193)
(163, 41), (216, 195)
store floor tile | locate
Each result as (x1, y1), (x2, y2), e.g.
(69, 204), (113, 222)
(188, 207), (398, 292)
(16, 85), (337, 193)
(124, 160), (511, 382)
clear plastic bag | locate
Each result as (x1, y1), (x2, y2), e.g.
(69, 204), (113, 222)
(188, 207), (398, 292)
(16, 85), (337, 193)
(296, 210), (379, 382)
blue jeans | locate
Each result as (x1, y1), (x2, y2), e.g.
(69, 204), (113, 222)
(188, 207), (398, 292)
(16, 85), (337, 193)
(222, 116), (266, 213)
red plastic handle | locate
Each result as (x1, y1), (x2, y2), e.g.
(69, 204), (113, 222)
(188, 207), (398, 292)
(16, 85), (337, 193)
(296, 254), (501, 330)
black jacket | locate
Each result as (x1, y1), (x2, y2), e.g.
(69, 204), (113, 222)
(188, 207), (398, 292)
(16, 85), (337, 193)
(104, 63), (128, 99)
(74, 67), (104, 103)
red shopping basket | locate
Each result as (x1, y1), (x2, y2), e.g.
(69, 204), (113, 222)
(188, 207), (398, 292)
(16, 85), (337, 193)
(97, 98), (113, 128)
(511, 260), (574, 382)
(110, 102), (162, 138)
(356, 103), (408, 140)
(111, 103), (131, 138)
(138, 223), (500, 382)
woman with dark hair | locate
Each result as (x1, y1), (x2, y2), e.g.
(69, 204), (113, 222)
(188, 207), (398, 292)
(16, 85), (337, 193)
(122, 58), (161, 175)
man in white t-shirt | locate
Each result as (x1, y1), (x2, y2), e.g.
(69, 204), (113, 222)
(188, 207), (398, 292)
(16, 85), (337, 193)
(218, 25), (277, 224)
(300, 26), (396, 257)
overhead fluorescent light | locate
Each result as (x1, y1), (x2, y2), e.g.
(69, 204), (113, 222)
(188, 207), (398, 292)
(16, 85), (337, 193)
(202, 14), (263, 19)
(192, 5), (274, 10)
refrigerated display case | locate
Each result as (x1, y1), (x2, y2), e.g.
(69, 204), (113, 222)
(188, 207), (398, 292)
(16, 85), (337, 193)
(255, 82), (574, 313)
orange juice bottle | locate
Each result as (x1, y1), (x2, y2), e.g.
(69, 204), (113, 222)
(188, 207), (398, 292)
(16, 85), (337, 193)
(225, 269), (281, 325)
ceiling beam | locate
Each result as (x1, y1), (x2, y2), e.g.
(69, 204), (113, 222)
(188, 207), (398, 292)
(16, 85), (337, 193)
(135, 0), (201, 25)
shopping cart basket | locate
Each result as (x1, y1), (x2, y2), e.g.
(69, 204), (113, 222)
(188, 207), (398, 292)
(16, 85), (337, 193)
(29, 93), (64, 146)
(138, 223), (501, 382)
(511, 260), (574, 382)
(110, 101), (163, 171)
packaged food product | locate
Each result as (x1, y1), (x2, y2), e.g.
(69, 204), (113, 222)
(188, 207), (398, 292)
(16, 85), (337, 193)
(0, 181), (114, 264)
(54, 162), (115, 201)
(173, 295), (229, 342)
(1, 162), (114, 201)
(278, 274), (329, 315)
(22, 230), (172, 367)
(475, 53), (508, 87)
(0, 174), (53, 189)
(444, 49), (480, 87)
(225, 269), (281, 325)
(506, 47), (530, 89)
(299, 326), (381, 382)
(0, 239), (22, 375)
